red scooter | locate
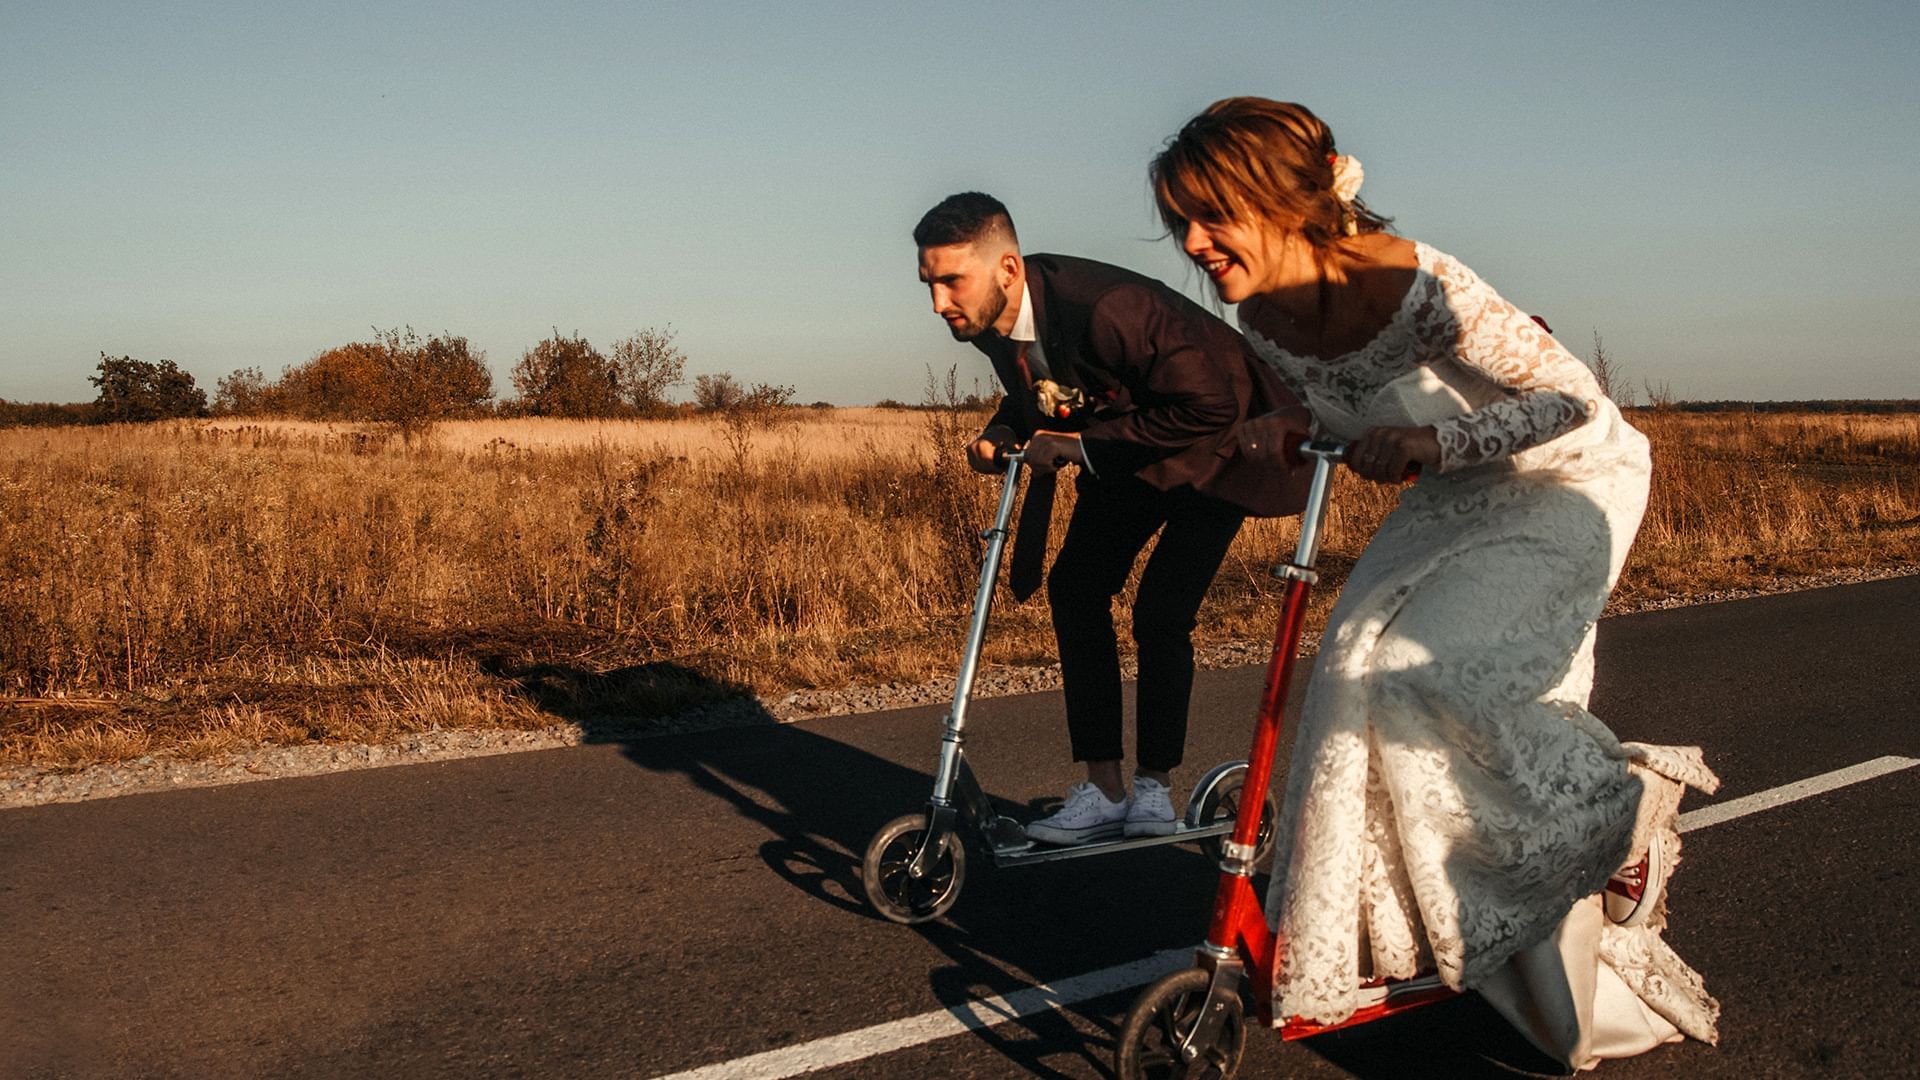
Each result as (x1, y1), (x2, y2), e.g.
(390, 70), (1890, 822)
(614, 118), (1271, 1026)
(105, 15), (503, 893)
(1115, 440), (1456, 1078)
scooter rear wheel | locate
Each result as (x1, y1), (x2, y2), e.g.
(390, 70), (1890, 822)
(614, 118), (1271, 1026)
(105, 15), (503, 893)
(862, 812), (966, 924)
(1116, 966), (1247, 1079)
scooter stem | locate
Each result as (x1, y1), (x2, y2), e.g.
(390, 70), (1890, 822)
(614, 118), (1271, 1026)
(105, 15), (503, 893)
(1290, 440), (1345, 571)
(929, 452), (1026, 804)
(1227, 442), (1343, 858)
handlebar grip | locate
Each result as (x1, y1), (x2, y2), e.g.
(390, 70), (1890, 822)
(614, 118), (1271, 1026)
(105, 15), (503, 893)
(1298, 439), (1423, 482)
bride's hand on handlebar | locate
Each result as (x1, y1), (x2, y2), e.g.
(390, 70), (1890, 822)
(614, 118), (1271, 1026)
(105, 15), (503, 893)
(1348, 426), (1440, 483)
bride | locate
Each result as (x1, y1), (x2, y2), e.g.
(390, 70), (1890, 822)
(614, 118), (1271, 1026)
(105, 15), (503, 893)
(1150, 97), (1719, 1071)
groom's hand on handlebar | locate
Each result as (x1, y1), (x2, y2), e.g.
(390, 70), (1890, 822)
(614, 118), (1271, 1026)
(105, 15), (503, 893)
(1022, 431), (1084, 476)
(1235, 407), (1315, 469)
(968, 425), (1018, 473)
(1349, 425), (1440, 483)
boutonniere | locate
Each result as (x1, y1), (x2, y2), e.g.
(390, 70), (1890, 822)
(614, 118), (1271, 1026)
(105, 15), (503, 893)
(1034, 379), (1088, 422)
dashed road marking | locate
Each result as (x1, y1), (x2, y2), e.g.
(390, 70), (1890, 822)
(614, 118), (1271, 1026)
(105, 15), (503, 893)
(654, 754), (1920, 1079)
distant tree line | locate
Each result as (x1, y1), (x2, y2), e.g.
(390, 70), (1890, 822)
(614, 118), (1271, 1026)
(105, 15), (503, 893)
(5, 329), (1915, 430)
(873, 392), (1000, 413)
(0, 400), (97, 427)
(0, 325), (813, 428)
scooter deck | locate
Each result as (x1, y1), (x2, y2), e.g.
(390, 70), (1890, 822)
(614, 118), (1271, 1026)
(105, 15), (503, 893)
(1276, 974), (1458, 1039)
(988, 820), (1234, 866)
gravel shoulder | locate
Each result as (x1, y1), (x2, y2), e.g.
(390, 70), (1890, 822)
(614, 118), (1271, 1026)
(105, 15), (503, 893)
(5, 563), (1912, 811)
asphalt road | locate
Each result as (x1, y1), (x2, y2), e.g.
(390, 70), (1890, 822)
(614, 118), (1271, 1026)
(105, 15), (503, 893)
(3, 577), (1917, 1079)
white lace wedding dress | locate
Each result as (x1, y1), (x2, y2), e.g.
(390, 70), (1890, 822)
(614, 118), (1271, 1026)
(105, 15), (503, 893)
(1243, 242), (1719, 1071)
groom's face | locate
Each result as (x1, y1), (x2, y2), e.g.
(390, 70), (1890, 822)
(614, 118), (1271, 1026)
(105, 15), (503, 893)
(918, 242), (1011, 341)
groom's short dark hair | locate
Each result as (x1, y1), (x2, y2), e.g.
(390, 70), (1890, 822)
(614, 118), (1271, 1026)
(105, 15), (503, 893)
(913, 192), (1018, 249)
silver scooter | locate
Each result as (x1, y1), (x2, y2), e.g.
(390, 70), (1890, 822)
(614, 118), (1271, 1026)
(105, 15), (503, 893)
(860, 450), (1276, 925)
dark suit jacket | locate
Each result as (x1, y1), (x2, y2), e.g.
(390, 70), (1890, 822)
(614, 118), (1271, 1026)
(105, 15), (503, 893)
(974, 253), (1309, 516)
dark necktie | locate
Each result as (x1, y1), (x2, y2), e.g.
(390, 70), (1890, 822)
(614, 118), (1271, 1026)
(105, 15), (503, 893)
(1006, 339), (1054, 602)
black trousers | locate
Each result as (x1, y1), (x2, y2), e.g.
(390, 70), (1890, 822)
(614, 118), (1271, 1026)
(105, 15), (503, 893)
(1046, 472), (1244, 773)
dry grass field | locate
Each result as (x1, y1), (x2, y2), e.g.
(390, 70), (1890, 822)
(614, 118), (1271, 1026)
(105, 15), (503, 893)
(3, 407), (1916, 768)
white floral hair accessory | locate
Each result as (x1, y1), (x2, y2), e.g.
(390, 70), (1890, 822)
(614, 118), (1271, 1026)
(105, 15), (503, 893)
(1328, 153), (1364, 235)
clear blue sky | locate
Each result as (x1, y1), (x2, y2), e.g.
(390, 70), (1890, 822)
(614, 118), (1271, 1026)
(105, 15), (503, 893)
(4, 1), (1915, 405)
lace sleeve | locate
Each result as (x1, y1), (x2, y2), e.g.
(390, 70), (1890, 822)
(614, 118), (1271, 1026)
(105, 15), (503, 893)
(1418, 252), (1601, 472)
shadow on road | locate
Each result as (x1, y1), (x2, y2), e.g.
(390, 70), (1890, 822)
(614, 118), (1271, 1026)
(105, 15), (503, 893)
(492, 658), (926, 916)
(492, 659), (1564, 1078)
(1289, 994), (1570, 1078)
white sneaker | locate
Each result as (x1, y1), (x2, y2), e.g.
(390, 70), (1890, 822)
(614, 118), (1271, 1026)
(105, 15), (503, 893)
(1025, 782), (1130, 846)
(1124, 776), (1177, 837)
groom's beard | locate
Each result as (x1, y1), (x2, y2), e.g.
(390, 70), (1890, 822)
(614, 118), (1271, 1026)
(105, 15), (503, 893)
(949, 285), (1009, 341)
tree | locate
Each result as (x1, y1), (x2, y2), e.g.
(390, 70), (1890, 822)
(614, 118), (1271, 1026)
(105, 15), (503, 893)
(693, 372), (793, 415)
(692, 372), (744, 412)
(271, 328), (492, 429)
(213, 366), (272, 416)
(371, 328), (492, 433)
(89, 354), (208, 422)
(510, 331), (622, 417)
(611, 326), (687, 417)
(740, 381), (795, 412)
(278, 342), (386, 418)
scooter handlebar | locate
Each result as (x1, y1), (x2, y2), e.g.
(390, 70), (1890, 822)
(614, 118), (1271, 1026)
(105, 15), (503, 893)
(1298, 439), (1422, 481)
(992, 444), (1069, 472)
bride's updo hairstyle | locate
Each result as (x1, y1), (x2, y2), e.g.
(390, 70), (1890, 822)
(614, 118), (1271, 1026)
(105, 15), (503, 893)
(1150, 97), (1391, 252)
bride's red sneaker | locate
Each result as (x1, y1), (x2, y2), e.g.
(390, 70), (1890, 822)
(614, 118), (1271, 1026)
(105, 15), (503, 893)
(1604, 830), (1667, 927)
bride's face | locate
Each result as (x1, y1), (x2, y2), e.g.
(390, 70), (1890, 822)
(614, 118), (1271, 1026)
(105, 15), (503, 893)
(1181, 215), (1308, 303)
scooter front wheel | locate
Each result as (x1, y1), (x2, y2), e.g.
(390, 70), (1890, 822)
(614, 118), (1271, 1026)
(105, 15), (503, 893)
(1116, 966), (1247, 1079)
(1191, 766), (1279, 868)
(861, 812), (966, 924)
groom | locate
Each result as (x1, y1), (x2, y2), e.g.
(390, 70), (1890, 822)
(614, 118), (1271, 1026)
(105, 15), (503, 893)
(912, 191), (1307, 845)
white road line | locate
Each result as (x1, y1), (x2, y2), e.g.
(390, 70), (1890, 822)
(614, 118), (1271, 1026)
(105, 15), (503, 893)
(656, 754), (1920, 1080)
(1677, 754), (1918, 833)
(654, 949), (1192, 1080)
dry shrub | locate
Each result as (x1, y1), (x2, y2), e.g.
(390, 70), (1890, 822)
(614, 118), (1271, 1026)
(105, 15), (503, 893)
(2, 409), (1914, 766)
